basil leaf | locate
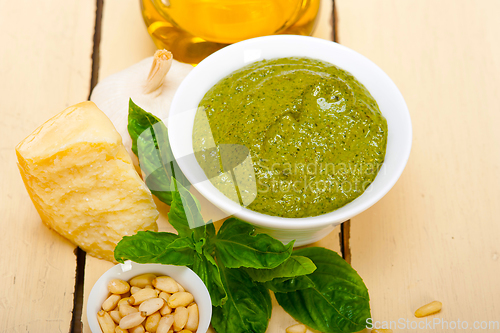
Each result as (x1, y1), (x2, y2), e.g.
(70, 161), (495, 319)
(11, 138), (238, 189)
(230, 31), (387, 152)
(128, 99), (160, 156)
(215, 217), (293, 269)
(168, 177), (205, 237)
(128, 99), (189, 205)
(264, 274), (315, 293)
(114, 231), (195, 266)
(274, 248), (371, 333)
(212, 260), (272, 333)
(191, 250), (227, 306)
(245, 255), (316, 283)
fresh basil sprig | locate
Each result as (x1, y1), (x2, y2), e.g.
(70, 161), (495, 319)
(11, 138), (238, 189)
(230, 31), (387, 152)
(116, 100), (372, 333)
(114, 177), (281, 318)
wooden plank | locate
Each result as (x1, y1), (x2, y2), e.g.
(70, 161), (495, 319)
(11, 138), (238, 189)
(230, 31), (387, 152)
(80, 1), (157, 332)
(336, 0), (500, 331)
(0, 0), (96, 332)
(81, 1), (338, 332)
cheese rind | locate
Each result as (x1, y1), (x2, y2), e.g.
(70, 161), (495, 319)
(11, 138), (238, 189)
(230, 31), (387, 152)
(16, 101), (159, 262)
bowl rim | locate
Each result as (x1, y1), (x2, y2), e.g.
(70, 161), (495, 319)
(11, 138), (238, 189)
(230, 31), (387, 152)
(168, 35), (412, 230)
(86, 261), (212, 333)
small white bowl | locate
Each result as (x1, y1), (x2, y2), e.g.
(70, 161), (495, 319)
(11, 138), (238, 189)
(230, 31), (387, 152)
(168, 35), (412, 246)
(87, 261), (212, 333)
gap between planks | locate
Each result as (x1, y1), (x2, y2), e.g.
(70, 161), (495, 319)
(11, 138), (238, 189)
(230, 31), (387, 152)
(71, 248), (87, 333)
(71, 0), (104, 332)
(331, 0), (352, 264)
(89, 0), (104, 99)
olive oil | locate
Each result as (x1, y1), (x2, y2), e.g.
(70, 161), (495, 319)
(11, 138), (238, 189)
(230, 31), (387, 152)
(140, 0), (320, 64)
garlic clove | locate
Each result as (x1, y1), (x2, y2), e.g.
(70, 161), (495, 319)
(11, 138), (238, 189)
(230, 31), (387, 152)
(144, 50), (173, 94)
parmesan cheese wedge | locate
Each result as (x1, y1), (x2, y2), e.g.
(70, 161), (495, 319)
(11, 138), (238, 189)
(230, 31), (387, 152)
(16, 101), (159, 262)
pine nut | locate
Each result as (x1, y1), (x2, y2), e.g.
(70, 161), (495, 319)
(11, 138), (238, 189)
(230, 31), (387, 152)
(139, 298), (165, 316)
(108, 279), (131, 294)
(128, 288), (158, 305)
(177, 283), (185, 292)
(115, 327), (128, 333)
(97, 310), (116, 333)
(119, 312), (146, 329)
(160, 302), (172, 316)
(286, 324), (306, 333)
(372, 330), (393, 333)
(145, 311), (161, 333)
(109, 310), (122, 324)
(168, 292), (194, 308)
(157, 315), (174, 333)
(159, 291), (170, 302)
(118, 297), (130, 307)
(119, 302), (139, 318)
(173, 306), (188, 331)
(415, 301), (442, 317)
(185, 303), (199, 331)
(130, 286), (142, 295)
(128, 325), (145, 333)
(129, 273), (156, 288)
(153, 276), (179, 293)
(178, 330), (193, 333)
(102, 294), (121, 312)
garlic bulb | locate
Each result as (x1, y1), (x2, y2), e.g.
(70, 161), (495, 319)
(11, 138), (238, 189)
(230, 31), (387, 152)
(90, 50), (193, 160)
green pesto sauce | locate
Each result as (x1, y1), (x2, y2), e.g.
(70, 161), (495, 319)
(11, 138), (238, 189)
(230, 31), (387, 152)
(193, 57), (388, 218)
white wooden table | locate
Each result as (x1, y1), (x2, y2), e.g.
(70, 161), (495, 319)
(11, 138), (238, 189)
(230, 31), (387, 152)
(1, 0), (499, 332)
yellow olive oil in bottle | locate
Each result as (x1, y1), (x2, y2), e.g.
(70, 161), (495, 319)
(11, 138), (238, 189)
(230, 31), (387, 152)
(140, 0), (320, 64)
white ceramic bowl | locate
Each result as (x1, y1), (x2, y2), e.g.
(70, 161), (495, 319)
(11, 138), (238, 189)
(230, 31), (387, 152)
(168, 35), (412, 246)
(87, 261), (212, 333)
